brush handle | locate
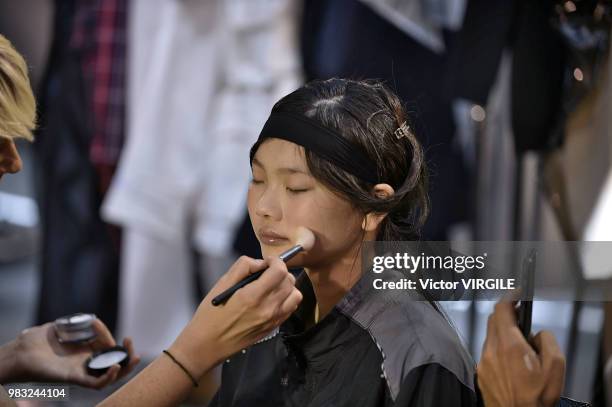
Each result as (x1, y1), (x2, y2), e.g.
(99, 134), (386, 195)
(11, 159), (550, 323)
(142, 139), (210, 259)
(211, 245), (303, 306)
(279, 245), (303, 262)
(211, 271), (264, 306)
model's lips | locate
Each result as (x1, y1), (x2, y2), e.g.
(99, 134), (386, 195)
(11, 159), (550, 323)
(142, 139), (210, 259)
(257, 229), (290, 246)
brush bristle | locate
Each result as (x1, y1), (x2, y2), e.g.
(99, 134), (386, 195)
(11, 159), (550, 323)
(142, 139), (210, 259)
(294, 227), (315, 251)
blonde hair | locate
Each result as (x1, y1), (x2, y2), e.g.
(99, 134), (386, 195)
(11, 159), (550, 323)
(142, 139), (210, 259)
(0, 34), (36, 141)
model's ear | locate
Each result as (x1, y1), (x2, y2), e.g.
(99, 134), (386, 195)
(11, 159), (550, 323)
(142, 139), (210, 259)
(361, 183), (395, 232)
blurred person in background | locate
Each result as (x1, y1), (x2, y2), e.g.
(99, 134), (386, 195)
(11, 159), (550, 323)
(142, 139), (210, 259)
(32, 0), (128, 334)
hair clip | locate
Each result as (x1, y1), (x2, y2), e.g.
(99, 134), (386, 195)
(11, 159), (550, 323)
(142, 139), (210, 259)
(394, 121), (411, 140)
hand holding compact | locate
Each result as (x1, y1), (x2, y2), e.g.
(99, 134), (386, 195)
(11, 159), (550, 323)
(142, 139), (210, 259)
(11, 319), (140, 389)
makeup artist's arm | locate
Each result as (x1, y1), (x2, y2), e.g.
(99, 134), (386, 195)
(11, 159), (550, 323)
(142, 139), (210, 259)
(99, 256), (302, 407)
(477, 301), (566, 407)
(0, 319), (139, 388)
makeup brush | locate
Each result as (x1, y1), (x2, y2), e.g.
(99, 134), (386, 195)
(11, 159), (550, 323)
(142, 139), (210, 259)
(211, 227), (315, 306)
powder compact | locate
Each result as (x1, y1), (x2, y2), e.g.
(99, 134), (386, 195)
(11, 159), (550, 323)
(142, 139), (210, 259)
(86, 346), (130, 377)
(54, 313), (97, 343)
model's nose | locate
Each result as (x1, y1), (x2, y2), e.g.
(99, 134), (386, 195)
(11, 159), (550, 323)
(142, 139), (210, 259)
(0, 138), (23, 178)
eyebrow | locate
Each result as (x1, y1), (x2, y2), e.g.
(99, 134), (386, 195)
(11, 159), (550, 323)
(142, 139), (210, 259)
(252, 157), (309, 175)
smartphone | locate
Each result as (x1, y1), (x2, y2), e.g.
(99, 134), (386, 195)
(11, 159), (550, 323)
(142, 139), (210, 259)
(516, 249), (536, 339)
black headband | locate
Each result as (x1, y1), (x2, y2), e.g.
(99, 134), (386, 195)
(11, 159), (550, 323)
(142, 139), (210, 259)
(249, 112), (380, 184)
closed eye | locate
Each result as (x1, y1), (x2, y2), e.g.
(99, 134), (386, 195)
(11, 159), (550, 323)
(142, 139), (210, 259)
(287, 187), (310, 194)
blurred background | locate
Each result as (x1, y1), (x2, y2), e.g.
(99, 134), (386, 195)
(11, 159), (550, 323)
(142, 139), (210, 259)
(1, 0), (611, 405)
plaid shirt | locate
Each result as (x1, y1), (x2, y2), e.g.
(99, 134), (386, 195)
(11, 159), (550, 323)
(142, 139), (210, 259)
(71, 0), (127, 168)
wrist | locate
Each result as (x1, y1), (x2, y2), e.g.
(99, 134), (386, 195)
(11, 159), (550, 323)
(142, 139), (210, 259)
(169, 324), (222, 380)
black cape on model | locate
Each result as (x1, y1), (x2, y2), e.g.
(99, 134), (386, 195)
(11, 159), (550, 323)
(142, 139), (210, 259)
(209, 268), (477, 407)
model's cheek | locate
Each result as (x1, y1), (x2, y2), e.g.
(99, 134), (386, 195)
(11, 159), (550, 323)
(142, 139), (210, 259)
(246, 186), (258, 217)
(283, 206), (319, 242)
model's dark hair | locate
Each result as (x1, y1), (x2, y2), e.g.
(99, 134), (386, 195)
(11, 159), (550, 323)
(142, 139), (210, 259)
(271, 78), (429, 241)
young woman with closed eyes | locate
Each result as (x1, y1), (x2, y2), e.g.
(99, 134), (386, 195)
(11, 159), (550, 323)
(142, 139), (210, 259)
(209, 78), (477, 407)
